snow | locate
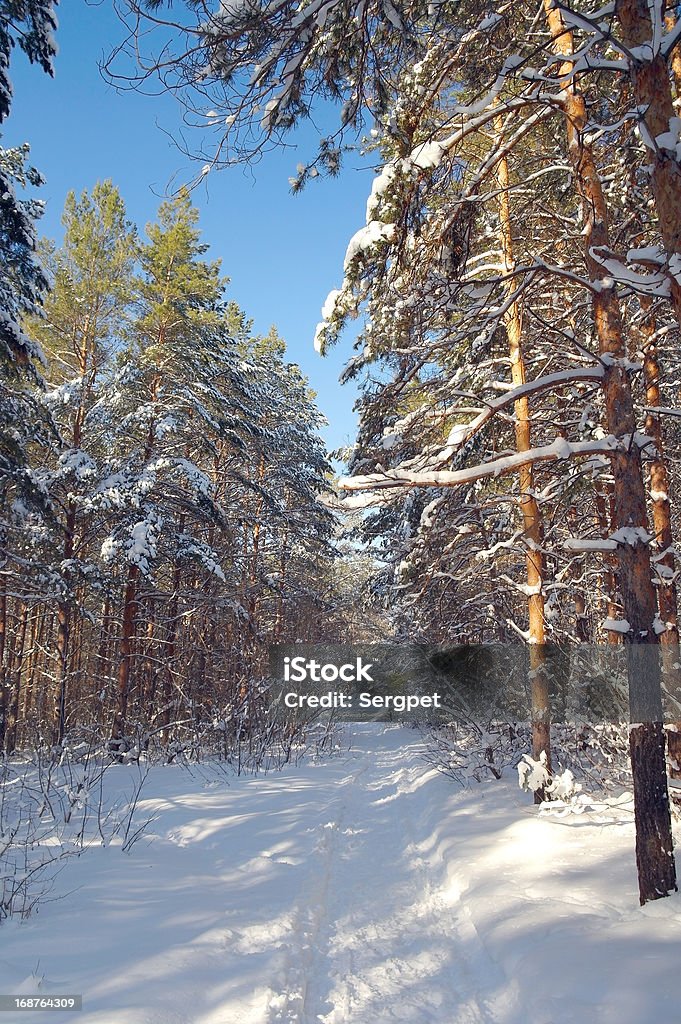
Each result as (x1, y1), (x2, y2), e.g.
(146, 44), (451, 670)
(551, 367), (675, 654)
(564, 538), (618, 552)
(365, 163), (396, 221)
(518, 750), (551, 794)
(340, 435), (621, 500)
(313, 322), (326, 354)
(321, 288), (342, 321)
(655, 117), (681, 159)
(343, 221), (396, 271)
(609, 526), (654, 547)
(126, 516), (161, 573)
(477, 12), (502, 32)
(409, 140), (446, 170)
(603, 617), (632, 634)
(627, 244), (665, 264)
(57, 449), (97, 481)
(4, 724), (681, 1024)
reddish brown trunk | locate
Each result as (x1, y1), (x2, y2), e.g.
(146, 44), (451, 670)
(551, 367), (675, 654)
(162, 565), (181, 746)
(665, 10), (681, 94)
(638, 299), (681, 775)
(545, 0), (676, 903)
(273, 529), (289, 641)
(111, 564), (139, 749)
(496, 135), (550, 791)
(21, 606), (45, 742)
(54, 492), (79, 745)
(574, 593), (590, 642)
(616, 0), (681, 327)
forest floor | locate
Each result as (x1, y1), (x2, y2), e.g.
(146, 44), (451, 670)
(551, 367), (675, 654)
(2, 723), (681, 1024)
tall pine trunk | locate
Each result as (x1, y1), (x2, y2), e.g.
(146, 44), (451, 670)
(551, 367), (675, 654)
(495, 133), (550, 795)
(615, 0), (681, 326)
(111, 564), (139, 751)
(614, 2), (681, 780)
(544, 0), (676, 903)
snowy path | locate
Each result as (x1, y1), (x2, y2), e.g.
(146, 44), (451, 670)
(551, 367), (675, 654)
(263, 728), (498, 1024)
(3, 724), (681, 1024)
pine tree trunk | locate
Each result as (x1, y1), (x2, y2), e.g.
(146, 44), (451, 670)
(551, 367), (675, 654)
(574, 593), (590, 641)
(637, 297), (681, 774)
(665, 9), (681, 95)
(273, 528), (289, 641)
(4, 602), (28, 753)
(545, 0), (676, 903)
(111, 564), (139, 750)
(629, 719), (677, 903)
(162, 565), (181, 747)
(20, 607), (41, 746)
(615, 0), (681, 327)
(54, 501), (79, 745)
(594, 490), (621, 642)
(495, 134), (550, 796)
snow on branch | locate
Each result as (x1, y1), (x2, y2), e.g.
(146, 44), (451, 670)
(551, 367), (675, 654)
(340, 435), (625, 505)
(429, 365), (605, 468)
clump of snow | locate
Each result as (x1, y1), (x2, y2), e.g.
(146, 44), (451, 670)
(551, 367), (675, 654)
(344, 221), (396, 271)
(57, 448), (97, 480)
(409, 140), (446, 170)
(321, 288), (342, 321)
(609, 526), (653, 547)
(517, 750), (551, 794)
(126, 516), (162, 574)
(603, 617), (632, 634)
(366, 163), (397, 221)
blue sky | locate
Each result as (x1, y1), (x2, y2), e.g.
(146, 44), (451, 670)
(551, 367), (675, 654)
(4, 0), (373, 454)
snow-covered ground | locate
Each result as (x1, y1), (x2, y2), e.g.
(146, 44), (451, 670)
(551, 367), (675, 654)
(2, 723), (681, 1024)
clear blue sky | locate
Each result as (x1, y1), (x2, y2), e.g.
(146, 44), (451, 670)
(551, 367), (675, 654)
(4, 0), (372, 454)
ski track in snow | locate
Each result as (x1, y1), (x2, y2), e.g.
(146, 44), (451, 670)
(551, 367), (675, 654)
(266, 734), (508, 1024)
(3, 723), (681, 1024)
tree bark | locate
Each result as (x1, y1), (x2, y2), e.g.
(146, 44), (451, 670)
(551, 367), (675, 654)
(495, 132), (551, 796)
(111, 564), (139, 750)
(545, 0), (676, 903)
(629, 720), (677, 904)
(638, 298), (681, 775)
(4, 602), (28, 753)
(615, 0), (681, 327)
(594, 489), (621, 643)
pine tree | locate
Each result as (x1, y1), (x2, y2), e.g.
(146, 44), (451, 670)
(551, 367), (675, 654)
(102, 190), (254, 749)
(25, 181), (138, 744)
(0, 0), (58, 748)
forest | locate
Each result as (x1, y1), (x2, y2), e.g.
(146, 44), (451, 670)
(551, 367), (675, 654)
(2, 1), (681, 1020)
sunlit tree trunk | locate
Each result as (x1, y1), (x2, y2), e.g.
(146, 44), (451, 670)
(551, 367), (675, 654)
(545, 0), (676, 904)
(495, 132), (550, 795)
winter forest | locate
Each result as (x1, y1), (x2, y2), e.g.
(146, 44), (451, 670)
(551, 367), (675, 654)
(3, 0), (681, 1021)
